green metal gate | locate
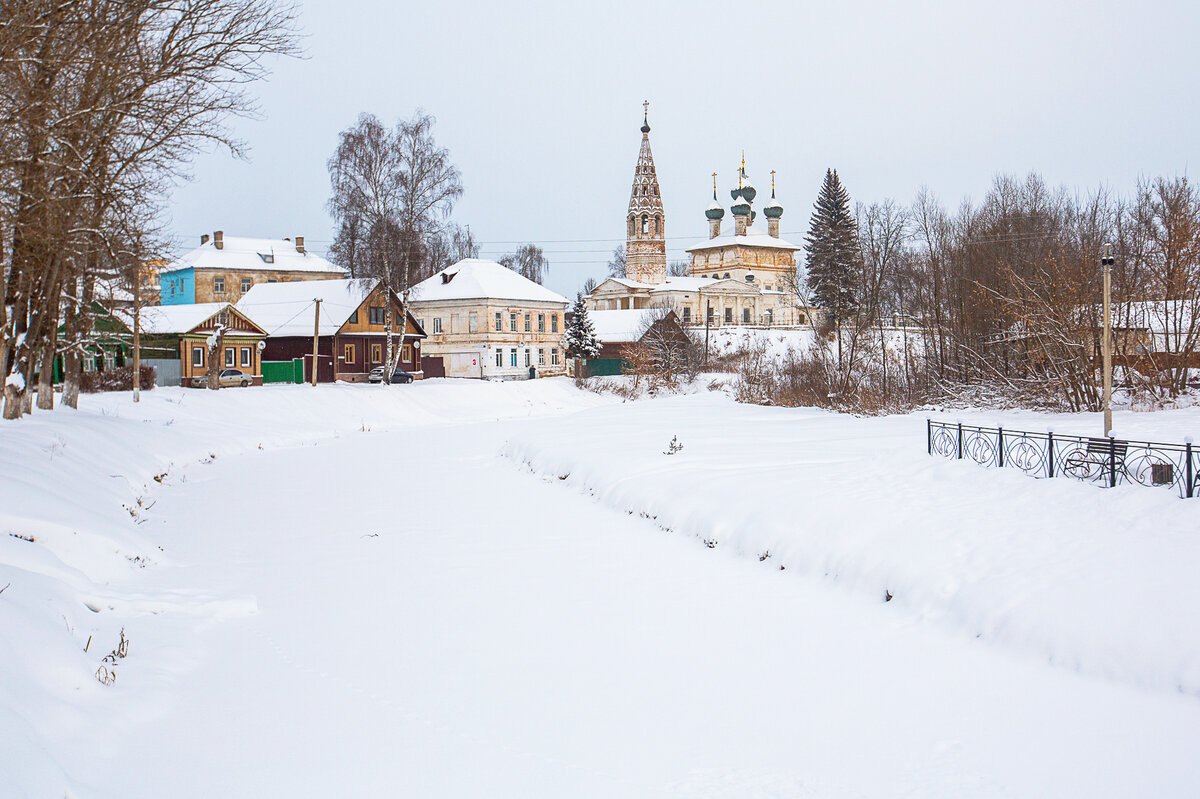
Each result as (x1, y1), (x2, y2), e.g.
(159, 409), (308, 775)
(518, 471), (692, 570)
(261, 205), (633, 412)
(262, 359), (304, 384)
(583, 358), (624, 377)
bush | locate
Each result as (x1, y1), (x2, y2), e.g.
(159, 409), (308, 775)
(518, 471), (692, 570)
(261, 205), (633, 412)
(81, 364), (156, 393)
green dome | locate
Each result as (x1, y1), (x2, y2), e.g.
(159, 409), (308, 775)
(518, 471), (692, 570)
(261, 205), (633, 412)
(763, 203), (783, 219)
(731, 199), (751, 216)
(706, 205), (725, 220)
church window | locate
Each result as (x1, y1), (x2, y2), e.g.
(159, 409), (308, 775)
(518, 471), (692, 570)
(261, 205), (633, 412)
(641, 214), (649, 234)
(743, 308), (751, 324)
(724, 273), (730, 279)
(682, 307), (691, 323)
(798, 313), (807, 324)
(655, 214), (661, 235)
(724, 307), (733, 323)
(628, 216), (634, 236)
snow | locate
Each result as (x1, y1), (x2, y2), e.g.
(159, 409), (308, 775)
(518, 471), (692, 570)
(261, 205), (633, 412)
(588, 309), (655, 343)
(165, 236), (346, 275)
(237, 278), (379, 337)
(134, 302), (232, 335)
(686, 223), (799, 252)
(410, 259), (570, 305)
(2, 381), (1200, 797)
(5, 371), (24, 390)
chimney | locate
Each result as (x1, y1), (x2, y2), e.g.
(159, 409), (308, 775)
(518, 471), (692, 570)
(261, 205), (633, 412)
(214, 230), (224, 250)
(295, 235), (305, 253)
(201, 233), (210, 245)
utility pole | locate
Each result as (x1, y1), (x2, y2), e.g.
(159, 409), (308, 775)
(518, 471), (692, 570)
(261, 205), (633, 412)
(1101, 243), (1115, 436)
(311, 299), (322, 387)
(132, 262), (141, 403)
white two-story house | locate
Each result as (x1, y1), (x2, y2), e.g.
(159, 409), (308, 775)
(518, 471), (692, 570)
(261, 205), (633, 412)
(408, 259), (570, 379)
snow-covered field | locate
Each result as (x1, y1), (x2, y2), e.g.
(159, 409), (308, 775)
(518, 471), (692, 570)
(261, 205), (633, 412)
(2, 379), (1199, 797)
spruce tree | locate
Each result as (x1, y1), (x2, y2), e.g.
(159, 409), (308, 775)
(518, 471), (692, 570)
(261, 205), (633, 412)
(804, 168), (860, 326)
(563, 295), (600, 361)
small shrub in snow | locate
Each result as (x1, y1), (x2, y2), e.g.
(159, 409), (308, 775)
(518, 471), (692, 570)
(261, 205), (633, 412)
(81, 364), (155, 393)
(663, 435), (684, 455)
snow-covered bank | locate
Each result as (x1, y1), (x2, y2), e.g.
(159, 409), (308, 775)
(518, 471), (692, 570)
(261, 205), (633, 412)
(502, 393), (1200, 698)
(0, 379), (610, 796)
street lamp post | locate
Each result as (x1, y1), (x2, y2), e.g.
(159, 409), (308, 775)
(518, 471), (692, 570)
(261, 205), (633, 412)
(1101, 243), (1115, 437)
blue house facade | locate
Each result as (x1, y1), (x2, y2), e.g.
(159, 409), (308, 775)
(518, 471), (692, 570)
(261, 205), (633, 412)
(160, 267), (196, 305)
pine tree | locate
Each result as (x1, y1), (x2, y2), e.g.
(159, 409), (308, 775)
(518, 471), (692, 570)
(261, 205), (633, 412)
(563, 295), (600, 360)
(804, 169), (860, 325)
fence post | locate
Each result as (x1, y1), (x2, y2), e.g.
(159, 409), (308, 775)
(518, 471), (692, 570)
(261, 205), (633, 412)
(1187, 440), (1194, 499)
(1047, 431), (1054, 478)
(956, 422), (963, 460)
(1108, 435), (1117, 488)
(997, 427), (1004, 467)
(927, 418), (931, 455)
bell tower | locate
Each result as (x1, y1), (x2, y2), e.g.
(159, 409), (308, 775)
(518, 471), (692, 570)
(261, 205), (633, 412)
(625, 101), (667, 285)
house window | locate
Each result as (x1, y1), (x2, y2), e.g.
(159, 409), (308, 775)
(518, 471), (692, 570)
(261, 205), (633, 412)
(538, 313), (545, 332)
(797, 313), (805, 324)
(469, 312), (478, 333)
(510, 348), (517, 367)
(267, 278), (277, 284)
(369, 306), (385, 325)
(724, 307), (733, 323)
(349, 309), (359, 324)
(213, 277), (225, 294)
(224, 347), (235, 367)
(551, 348), (559, 365)
(371, 343), (382, 363)
(240, 347), (251, 368)
(402, 344), (412, 363)
(538, 348), (545, 365)
(510, 312), (517, 331)
(524, 349), (531, 367)
(433, 318), (442, 333)
(551, 314), (558, 333)
(524, 313), (531, 332)
(192, 347), (204, 367)
(343, 343), (355, 363)
(496, 348), (503, 367)
(743, 308), (751, 324)
(495, 312), (502, 331)
(241, 277), (252, 293)
(682, 307), (691, 323)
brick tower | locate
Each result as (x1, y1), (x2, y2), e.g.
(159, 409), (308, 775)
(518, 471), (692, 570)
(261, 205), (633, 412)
(625, 101), (667, 285)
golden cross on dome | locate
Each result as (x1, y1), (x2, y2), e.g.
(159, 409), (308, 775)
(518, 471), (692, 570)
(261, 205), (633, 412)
(712, 172), (718, 194)
(643, 99), (649, 116)
(771, 170), (776, 194)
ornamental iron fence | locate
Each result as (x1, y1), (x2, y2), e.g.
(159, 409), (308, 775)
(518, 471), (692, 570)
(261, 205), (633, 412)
(926, 419), (1198, 500)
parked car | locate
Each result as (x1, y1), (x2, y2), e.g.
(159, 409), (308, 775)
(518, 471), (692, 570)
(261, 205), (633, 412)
(217, 368), (252, 387)
(368, 366), (414, 384)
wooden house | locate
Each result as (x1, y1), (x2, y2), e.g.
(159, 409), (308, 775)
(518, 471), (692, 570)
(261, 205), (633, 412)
(237, 278), (427, 383)
(137, 303), (268, 386)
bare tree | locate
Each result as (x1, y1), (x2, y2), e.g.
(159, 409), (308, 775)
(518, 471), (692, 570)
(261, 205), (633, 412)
(1, 0), (300, 419)
(668, 259), (690, 277)
(606, 245), (626, 278)
(500, 243), (549, 284)
(327, 111), (462, 377)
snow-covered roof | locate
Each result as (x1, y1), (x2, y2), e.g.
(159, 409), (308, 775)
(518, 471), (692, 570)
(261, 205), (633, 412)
(410, 259), (569, 305)
(588, 309), (656, 343)
(686, 224), (800, 252)
(237, 278), (380, 337)
(136, 303), (236, 335)
(164, 236), (347, 275)
(650, 276), (717, 293)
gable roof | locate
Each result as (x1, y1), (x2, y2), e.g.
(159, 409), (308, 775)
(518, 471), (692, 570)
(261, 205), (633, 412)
(410, 259), (570, 305)
(164, 236), (347, 275)
(588, 309), (657, 343)
(237, 278), (385, 337)
(134, 303), (264, 336)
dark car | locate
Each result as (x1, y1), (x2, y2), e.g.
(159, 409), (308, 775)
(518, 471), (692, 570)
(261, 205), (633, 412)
(368, 366), (414, 384)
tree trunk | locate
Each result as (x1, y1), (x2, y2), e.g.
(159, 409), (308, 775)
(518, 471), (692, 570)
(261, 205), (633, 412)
(206, 328), (224, 390)
(36, 337), (55, 410)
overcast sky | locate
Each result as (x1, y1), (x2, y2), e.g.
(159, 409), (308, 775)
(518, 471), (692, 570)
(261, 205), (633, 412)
(167, 0), (1198, 298)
